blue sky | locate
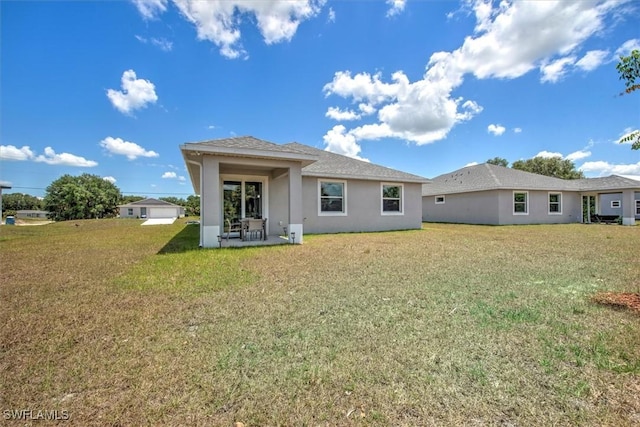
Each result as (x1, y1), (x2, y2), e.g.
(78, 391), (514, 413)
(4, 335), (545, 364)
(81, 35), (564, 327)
(1, 0), (639, 198)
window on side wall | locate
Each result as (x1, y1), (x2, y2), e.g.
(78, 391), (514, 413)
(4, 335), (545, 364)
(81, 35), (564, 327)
(636, 200), (640, 215)
(548, 192), (562, 214)
(513, 191), (528, 215)
(128, 208), (133, 216)
(319, 180), (347, 215)
(382, 183), (403, 215)
(435, 195), (445, 204)
(611, 200), (621, 208)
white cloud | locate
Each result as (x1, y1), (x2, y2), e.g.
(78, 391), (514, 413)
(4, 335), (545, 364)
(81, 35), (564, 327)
(465, 161), (479, 167)
(322, 125), (369, 161)
(103, 176), (117, 184)
(135, 35), (173, 51)
(322, 1), (625, 156)
(575, 49), (609, 71)
(100, 137), (159, 160)
(106, 70), (158, 115)
(540, 56), (576, 83)
(172, 0), (325, 59)
(487, 124), (506, 136)
(513, 127), (522, 133)
(580, 160), (640, 176)
(386, 0), (406, 17)
(327, 7), (335, 23)
(325, 107), (360, 121)
(615, 38), (640, 57)
(565, 149), (592, 161)
(618, 128), (639, 144)
(0, 145), (35, 161)
(132, 0), (168, 19)
(535, 151), (563, 159)
(162, 171), (177, 179)
(35, 147), (98, 167)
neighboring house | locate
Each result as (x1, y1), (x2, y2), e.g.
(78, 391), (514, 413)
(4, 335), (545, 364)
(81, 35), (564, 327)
(181, 136), (429, 247)
(422, 163), (640, 226)
(16, 210), (49, 219)
(118, 198), (185, 219)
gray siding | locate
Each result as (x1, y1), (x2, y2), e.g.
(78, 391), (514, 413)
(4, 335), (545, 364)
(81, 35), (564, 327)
(496, 190), (581, 224)
(267, 175), (290, 235)
(302, 177), (423, 234)
(599, 192), (640, 218)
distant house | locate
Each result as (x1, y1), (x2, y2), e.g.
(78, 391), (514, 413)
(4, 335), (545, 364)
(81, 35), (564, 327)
(422, 163), (640, 226)
(16, 210), (49, 219)
(181, 136), (429, 247)
(118, 198), (185, 219)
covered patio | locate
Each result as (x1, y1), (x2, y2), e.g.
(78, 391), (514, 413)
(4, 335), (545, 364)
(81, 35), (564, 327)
(181, 137), (318, 248)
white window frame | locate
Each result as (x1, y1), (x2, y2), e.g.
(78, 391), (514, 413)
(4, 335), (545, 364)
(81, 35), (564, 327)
(636, 200), (640, 215)
(435, 195), (445, 204)
(127, 208), (133, 216)
(318, 179), (347, 216)
(548, 192), (562, 215)
(513, 191), (529, 215)
(381, 183), (404, 215)
(610, 200), (621, 209)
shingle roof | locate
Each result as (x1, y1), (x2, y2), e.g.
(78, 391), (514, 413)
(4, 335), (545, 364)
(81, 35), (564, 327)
(184, 136), (312, 155)
(118, 198), (181, 207)
(422, 163), (640, 196)
(285, 142), (429, 183)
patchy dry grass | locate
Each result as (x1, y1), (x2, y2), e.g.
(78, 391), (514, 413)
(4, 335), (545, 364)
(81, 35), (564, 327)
(1, 221), (639, 426)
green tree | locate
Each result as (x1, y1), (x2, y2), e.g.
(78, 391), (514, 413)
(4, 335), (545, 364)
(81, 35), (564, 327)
(159, 196), (186, 206)
(615, 49), (639, 149)
(43, 174), (122, 221)
(185, 195), (200, 216)
(120, 195), (145, 204)
(486, 157), (509, 167)
(511, 157), (584, 179)
(2, 192), (43, 214)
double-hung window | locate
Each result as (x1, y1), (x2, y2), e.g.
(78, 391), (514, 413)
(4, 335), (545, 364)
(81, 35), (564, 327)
(548, 192), (562, 214)
(381, 183), (403, 215)
(513, 191), (528, 215)
(636, 200), (640, 216)
(611, 200), (621, 208)
(319, 180), (347, 215)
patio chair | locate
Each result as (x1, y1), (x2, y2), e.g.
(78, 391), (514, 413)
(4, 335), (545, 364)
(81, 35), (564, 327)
(225, 219), (242, 241)
(244, 218), (263, 241)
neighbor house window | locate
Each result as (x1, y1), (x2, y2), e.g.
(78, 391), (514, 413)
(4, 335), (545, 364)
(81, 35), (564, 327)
(127, 208), (133, 216)
(513, 191), (528, 215)
(636, 200), (640, 215)
(611, 200), (621, 208)
(548, 192), (562, 214)
(319, 180), (347, 215)
(435, 195), (445, 204)
(381, 183), (403, 215)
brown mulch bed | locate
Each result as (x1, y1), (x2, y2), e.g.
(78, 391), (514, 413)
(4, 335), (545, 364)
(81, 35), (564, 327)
(591, 292), (640, 314)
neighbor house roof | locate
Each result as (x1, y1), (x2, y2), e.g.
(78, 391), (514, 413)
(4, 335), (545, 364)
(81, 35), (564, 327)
(286, 142), (429, 184)
(118, 198), (182, 208)
(423, 163), (640, 196)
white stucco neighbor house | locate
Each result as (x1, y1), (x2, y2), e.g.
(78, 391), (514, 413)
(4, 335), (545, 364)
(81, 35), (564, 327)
(422, 163), (640, 226)
(118, 198), (185, 219)
(181, 136), (429, 248)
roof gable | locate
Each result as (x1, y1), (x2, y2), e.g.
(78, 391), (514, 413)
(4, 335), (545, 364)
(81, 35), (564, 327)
(119, 198), (181, 208)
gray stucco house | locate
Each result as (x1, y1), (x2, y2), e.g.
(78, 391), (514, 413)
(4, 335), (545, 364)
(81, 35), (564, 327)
(422, 163), (640, 226)
(181, 136), (428, 248)
(118, 198), (185, 219)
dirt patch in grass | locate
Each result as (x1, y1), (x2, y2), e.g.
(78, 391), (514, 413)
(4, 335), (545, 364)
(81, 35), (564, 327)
(592, 292), (640, 314)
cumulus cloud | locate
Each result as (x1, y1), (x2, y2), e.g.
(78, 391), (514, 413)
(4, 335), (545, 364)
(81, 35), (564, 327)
(0, 145), (35, 161)
(386, 0), (406, 17)
(465, 161), (479, 167)
(513, 127), (522, 133)
(618, 128), (640, 144)
(580, 160), (640, 176)
(322, 1), (625, 157)
(132, 0), (168, 19)
(615, 38), (640, 58)
(162, 171), (186, 181)
(535, 148), (591, 162)
(322, 125), (369, 162)
(172, 0), (324, 59)
(35, 147), (98, 167)
(487, 124), (506, 136)
(100, 137), (159, 160)
(103, 176), (117, 184)
(327, 7), (335, 23)
(575, 49), (609, 71)
(1, 145), (97, 167)
(535, 151), (563, 158)
(106, 70), (158, 115)
(325, 107), (361, 121)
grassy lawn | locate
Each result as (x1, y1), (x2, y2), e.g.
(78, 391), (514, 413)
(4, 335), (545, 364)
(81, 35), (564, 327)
(1, 220), (639, 425)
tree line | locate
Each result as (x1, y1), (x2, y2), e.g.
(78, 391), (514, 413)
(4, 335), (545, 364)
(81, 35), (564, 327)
(2, 173), (200, 220)
(485, 156), (585, 179)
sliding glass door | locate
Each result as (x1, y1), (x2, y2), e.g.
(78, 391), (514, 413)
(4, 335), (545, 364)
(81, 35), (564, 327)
(223, 179), (264, 223)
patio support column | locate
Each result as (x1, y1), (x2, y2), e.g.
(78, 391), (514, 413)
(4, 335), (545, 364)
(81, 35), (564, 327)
(201, 156), (221, 247)
(288, 163), (303, 244)
(621, 189), (636, 226)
